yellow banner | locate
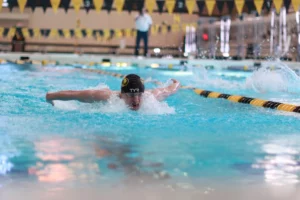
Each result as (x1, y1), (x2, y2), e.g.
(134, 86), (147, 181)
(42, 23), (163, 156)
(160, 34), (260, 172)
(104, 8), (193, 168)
(161, 25), (168, 34)
(63, 29), (71, 38)
(103, 29), (110, 39)
(273, 0), (282, 13)
(114, 29), (122, 38)
(165, 0), (175, 14)
(75, 28), (82, 38)
(145, 0), (156, 14)
(21, 28), (29, 38)
(17, 0), (27, 13)
(0, 27), (4, 37)
(93, 0), (104, 13)
(173, 14), (181, 23)
(7, 28), (16, 38)
(125, 28), (131, 37)
(292, 0), (300, 11)
(151, 25), (159, 35)
(85, 29), (93, 38)
(114, 0), (124, 13)
(50, 0), (61, 13)
(186, 0), (196, 15)
(171, 24), (180, 33)
(206, 0), (215, 16)
(72, 0), (82, 13)
(49, 29), (59, 38)
(0, 0), (3, 12)
(235, 0), (244, 15)
(33, 28), (41, 38)
(254, 0), (264, 14)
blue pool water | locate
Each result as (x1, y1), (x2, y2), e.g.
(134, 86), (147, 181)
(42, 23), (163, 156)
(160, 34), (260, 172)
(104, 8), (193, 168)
(1, 61), (300, 198)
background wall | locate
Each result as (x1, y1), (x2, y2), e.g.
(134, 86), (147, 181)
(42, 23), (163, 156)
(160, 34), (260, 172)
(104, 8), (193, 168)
(0, 7), (199, 56)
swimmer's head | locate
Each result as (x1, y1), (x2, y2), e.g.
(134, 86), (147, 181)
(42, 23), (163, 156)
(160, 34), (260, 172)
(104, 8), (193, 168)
(120, 74), (144, 110)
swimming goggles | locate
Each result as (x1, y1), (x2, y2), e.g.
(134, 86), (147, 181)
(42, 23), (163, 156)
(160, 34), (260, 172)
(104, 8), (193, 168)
(124, 92), (143, 97)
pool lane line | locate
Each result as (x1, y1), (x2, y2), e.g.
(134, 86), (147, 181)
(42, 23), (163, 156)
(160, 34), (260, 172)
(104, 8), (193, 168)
(193, 89), (300, 113)
(75, 68), (127, 78)
(7, 59), (300, 114)
(152, 80), (300, 114)
(9, 59), (127, 79)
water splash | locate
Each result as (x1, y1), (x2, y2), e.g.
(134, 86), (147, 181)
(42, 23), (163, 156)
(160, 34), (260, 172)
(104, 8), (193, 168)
(53, 83), (175, 115)
(0, 155), (13, 175)
(53, 93), (129, 113)
(138, 92), (175, 115)
(245, 62), (300, 94)
(190, 66), (243, 90)
(0, 137), (18, 175)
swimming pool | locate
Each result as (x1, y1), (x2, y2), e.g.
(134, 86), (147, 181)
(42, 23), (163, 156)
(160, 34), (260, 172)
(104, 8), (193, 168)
(1, 57), (300, 199)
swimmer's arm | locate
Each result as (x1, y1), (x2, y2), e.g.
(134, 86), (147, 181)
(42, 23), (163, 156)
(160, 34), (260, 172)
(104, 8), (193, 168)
(46, 89), (113, 105)
(151, 79), (180, 101)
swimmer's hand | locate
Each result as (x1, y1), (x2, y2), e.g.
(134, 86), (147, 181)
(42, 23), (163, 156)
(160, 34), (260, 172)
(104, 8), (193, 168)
(171, 79), (180, 85)
(46, 93), (54, 106)
(47, 99), (54, 106)
(151, 79), (181, 101)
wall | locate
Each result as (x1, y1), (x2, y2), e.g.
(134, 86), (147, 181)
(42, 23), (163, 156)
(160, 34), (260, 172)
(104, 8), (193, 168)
(0, 7), (199, 55)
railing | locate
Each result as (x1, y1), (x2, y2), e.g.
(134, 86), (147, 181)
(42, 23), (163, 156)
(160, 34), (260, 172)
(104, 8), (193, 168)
(0, 41), (184, 57)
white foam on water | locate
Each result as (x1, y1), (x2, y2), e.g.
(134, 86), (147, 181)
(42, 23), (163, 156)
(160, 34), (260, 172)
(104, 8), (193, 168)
(190, 62), (300, 96)
(245, 62), (300, 94)
(0, 155), (13, 175)
(0, 138), (18, 175)
(53, 92), (129, 113)
(191, 67), (243, 90)
(138, 92), (175, 115)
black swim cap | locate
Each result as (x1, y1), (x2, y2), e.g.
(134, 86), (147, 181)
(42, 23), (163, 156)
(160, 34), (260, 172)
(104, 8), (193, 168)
(121, 74), (145, 93)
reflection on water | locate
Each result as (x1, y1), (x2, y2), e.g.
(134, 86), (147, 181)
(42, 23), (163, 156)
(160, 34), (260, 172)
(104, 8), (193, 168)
(93, 137), (170, 182)
(29, 137), (97, 183)
(26, 136), (169, 185)
(31, 163), (74, 183)
(253, 143), (300, 186)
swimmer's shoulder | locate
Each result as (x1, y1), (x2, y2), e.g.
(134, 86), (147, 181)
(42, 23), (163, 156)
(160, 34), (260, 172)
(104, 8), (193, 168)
(111, 90), (121, 98)
(90, 88), (117, 101)
(100, 89), (121, 99)
(145, 90), (157, 96)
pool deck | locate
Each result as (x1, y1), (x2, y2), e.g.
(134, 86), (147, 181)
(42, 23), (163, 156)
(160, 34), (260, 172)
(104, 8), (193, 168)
(1, 180), (300, 200)
(0, 52), (299, 70)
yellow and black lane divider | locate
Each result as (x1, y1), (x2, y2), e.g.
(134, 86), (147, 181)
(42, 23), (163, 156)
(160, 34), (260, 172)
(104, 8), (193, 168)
(2, 59), (300, 114)
(11, 59), (117, 67)
(148, 80), (300, 114)
(74, 68), (126, 79)
(192, 89), (300, 113)
(5, 59), (57, 66)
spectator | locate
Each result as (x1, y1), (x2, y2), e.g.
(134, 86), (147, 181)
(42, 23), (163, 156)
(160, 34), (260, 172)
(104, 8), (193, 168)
(134, 8), (152, 57)
(12, 30), (25, 52)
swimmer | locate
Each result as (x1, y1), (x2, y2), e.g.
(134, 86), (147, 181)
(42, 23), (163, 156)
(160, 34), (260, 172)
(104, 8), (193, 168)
(46, 74), (180, 110)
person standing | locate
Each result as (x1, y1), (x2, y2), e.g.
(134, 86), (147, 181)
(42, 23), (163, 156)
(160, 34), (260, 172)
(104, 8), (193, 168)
(12, 30), (25, 52)
(134, 8), (152, 57)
